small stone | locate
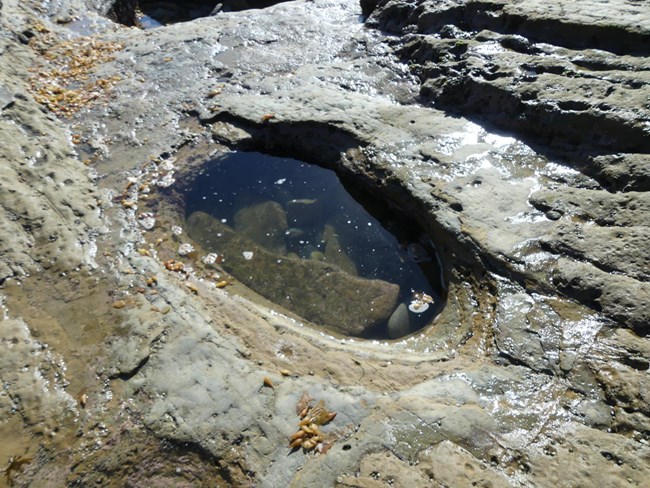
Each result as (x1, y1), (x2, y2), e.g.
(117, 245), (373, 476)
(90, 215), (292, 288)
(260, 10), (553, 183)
(545, 210), (562, 221)
(387, 303), (410, 339)
(203, 253), (219, 265)
(408, 300), (430, 313)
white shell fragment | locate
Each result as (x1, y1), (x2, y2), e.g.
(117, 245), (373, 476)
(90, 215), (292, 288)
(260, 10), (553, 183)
(171, 225), (183, 236)
(156, 172), (175, 188)
(242, 251), (254, 260)
(408, 300), (430, 313)
(138, 213), (156, 230)
(178, 243), (195, 256)
(203, 253), (219, 265)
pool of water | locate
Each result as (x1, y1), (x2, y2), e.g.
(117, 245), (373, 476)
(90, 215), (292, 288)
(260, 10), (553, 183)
(184, 152), (445, 339)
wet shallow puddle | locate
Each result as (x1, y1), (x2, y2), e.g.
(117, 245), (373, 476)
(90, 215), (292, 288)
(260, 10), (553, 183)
(184, 152), (445, 339)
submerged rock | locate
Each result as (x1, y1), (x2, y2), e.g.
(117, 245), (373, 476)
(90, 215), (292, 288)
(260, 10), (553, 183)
(187, 211), (399, 336)
(322, 224), (357, 275)
(387, 302), (410, 339)
(234, 200), (288, 255)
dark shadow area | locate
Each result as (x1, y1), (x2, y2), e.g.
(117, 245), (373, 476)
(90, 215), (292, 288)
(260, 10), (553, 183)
(108, 0), (293, 27)
(368, 0), (650, 56)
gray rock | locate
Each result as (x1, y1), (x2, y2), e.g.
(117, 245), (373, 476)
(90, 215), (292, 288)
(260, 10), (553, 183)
(417, 441), (513, 487)
(387, 302), (410, 339)
(0, 85), (13, 110)
(552, 257), (650, 336)
(542, 223), (650, 281)
(367, 0), (650, 154)
(531, 188), (650, 227)
(1, 0), (649, 486)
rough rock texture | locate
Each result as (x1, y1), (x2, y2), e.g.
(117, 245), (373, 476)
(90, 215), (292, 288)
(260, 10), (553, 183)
(368, 0), (650, 153)
(0, 0), (649, 486)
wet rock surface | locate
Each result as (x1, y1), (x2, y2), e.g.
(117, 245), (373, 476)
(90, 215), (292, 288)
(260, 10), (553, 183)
(0, 0), (649, 486)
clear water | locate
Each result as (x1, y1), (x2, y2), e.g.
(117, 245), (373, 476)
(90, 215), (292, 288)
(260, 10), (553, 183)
(184, 152), (445, 339)
(136, 13), (163, 29)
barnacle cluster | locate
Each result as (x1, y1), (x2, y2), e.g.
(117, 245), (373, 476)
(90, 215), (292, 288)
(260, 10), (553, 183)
(28, 24), (124, 117)
(289, 393), (336, 453)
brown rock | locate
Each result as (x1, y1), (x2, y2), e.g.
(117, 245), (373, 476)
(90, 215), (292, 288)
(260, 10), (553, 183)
(322, 224), (357, 275)
(187, 211), (399, 336)
(234, 200), (288, 254)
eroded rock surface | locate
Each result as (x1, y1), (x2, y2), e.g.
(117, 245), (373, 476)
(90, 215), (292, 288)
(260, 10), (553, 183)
(0, 0), (648, 486)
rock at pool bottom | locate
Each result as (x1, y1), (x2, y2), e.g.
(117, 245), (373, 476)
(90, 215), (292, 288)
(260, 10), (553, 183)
(234, 200), (288, 255)
(187, 211), (400, 337)
(387, 302), (411, 339)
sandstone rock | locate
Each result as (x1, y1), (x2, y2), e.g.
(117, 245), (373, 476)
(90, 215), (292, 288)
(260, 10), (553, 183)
(418, 441), (513, 488)
(338, 451), (433, 486)
(589, 153), (650, 192)
(2, 0), (649, 486)
(187, 211), (399, 336)
(366, 0), (650, 154)
(530, 188), (650, 227)
(552, 258), (650, 335)
(525, 425), (650, 487)
(542, 223), (650, 281)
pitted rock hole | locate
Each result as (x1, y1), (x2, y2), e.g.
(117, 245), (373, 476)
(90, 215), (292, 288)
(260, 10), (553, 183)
(110, 0), (292, 27)
(183, 152), (446, 340)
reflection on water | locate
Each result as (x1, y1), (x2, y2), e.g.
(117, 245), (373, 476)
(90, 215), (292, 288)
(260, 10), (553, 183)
(184, 152), (445, 339)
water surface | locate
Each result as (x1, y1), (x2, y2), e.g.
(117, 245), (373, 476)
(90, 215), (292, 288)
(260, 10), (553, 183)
(185, 152), (445, 338)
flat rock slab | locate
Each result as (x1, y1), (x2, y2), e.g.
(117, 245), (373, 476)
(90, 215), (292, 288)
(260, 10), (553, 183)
(187, 211), (400, 336)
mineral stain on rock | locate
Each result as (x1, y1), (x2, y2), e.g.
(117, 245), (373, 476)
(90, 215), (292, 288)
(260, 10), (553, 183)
(183, 152), (444, 338)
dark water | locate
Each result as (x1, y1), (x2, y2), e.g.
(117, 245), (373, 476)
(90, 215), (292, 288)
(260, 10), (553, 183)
(184, 152), (445, 339)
